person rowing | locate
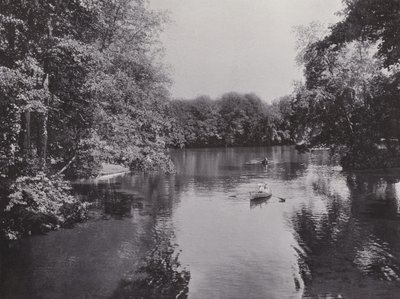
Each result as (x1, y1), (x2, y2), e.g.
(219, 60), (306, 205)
(261, 157), (269, 165)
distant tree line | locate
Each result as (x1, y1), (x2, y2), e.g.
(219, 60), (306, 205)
(168, 0), (400, 171)
(168, 93), (293, 148)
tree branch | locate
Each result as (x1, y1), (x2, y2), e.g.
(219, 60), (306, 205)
(56, 155), (76, 175)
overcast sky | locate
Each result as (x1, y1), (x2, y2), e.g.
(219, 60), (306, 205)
(150, 0), (343, 102)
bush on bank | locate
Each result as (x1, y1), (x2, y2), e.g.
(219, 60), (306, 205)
(1, 173), (89, 240)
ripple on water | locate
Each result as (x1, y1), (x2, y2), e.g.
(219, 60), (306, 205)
(2, 146), (400, 298)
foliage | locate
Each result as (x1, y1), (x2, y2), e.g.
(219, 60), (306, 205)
(169, 96), (221, 147)
(0, 0), (172, 178)
(1, 173), (89, 240)
(291, 1), (400, 169)
(330, 0), (400, 67)
(0, 0), (173, 239)
(267, 96), (293, 143)
(169, 93), (294, 148)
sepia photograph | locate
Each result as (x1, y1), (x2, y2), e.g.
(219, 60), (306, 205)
(1, 0), (400, 298)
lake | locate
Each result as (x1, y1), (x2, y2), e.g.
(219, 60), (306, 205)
(2, 146), (400, 298)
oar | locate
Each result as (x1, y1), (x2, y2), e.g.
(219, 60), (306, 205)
(272, 195), (286, 202)
(228, 192), (248, 198)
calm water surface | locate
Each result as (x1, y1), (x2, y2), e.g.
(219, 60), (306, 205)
(2, 146), (400, 298)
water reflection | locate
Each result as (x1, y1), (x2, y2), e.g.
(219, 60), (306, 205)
(111, 216), (190, 299)
(0, 173), (190, 299)
(250, 197), (269, 209)
(2, 146), (400, 298)
(290, 166), (400, 298)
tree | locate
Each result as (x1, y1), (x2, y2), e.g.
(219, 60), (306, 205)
(291, 0), (400, 169)
(169, 96), (221, 147)
(0, 0), (174, 239)
(169, 92), (293, 148)
(0, 0), (100, 177)
(329, 0), (400, 67)
(85, 0), (173, 173)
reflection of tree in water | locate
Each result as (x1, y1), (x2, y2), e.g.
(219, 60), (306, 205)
(111, 229), (190, 299)
(171, 146), (310, 194)
(347, 173), (400, 281)
(73, 173), (181, 219)
(291, 168), (400, 297)
(268, 162), (308, 181)
(74, 174), (190, 298)
(73, 182), (138, 219)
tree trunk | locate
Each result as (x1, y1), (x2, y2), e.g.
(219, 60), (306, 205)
(38, 14), (53, 171)
(24, 109), (31, 157)
(40, 111), (48, 170)
(39, 75), (50, 171)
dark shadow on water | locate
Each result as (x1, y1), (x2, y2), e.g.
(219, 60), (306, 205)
(290, 169), (400, 298)
(249, 197), (269, 209)
(0, 171), (190, 299)
(73, 175), (192, 299)
(111, 246), (190, 299)
(111, 229), (190, 299)
(73, 184), (137, 219)
(6, 146), (400, 298)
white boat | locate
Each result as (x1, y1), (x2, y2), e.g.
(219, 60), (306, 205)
(250, 191), (272, 200)
(250, 184), (272, 200)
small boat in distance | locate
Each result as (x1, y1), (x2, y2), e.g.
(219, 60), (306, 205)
(250, 183), (272, 200)
(244, 157), (269, 166)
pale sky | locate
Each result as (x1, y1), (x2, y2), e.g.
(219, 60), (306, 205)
(150, 0), (343, 102)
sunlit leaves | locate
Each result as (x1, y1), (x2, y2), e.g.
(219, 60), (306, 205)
(0, 0), (173, 239)
(292, 0), (400, 169)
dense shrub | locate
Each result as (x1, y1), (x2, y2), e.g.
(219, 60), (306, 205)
(1, 173), (89, 240)
(341, 146), (400, 170)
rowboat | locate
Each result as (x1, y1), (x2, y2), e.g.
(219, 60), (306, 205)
(244, 157), (269, 165)
(250, 191), (272, 200)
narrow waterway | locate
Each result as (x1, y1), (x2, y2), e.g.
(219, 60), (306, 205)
(2, 146), (400, 298)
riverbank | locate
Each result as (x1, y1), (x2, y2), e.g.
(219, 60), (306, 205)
(0, 163), (131, 241)
(98, 163), (130, 178)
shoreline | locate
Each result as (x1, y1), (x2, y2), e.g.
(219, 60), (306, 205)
(98, 163), (129, 176)
(96, 170), (131, 180)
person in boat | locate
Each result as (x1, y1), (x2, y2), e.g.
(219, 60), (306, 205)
(261, 157), (269, 165)
(258, 183), (271, 193)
